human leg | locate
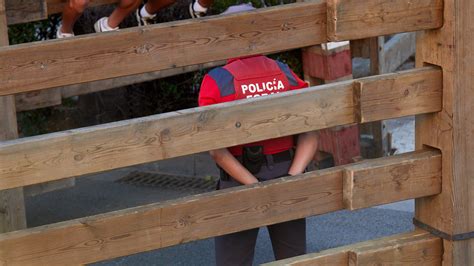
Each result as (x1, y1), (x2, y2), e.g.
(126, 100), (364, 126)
(58, 0), (90, 37)
(189, 0), (213, 18)
(94, 0), (141, 32)
(144, 0), (177, 14)
(107, 0), (142, 28)
(267, 218), (307, 260)
(135, 0), (176, 26)
(215, 228), (259, 266)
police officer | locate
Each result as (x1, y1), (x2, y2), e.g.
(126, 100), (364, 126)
(198, 54), (319, 265)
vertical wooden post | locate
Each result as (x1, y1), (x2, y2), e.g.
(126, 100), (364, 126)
(0, 0), (27, 232)
(416, 0), (474, 264)
(360, 36), (391, 158)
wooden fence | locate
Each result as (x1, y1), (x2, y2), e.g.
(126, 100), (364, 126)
(0, 0), (472, 265)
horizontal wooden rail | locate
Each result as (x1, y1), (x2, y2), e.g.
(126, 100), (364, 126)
(0, 150), (441, 265)
(0, 67), (442, 190)
(344, 149), (441, 210)
(0, 2), (326, 96)
(15, 60), (225, 112)
(327, 0), (443, 41)
(0, 0), (444, 96)
(46, 0), (117, 14)
(265, 229), (442, 265)
(5, 0), (47, 25)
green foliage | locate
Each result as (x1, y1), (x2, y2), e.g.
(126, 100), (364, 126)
(8, 16), (59, 45)
(17, 109), (51, 137)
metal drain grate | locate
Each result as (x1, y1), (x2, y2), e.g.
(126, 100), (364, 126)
(117, 171), (218, 192)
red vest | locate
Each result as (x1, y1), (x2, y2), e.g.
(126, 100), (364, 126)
(207, 56), (299, 156)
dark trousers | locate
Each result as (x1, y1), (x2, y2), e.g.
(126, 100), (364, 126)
(215, 154), (306, 266)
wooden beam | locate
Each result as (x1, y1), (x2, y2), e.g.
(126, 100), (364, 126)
(358, 37), (388, 158)
(343, 149), (441, 210)
(60, 60), (225, 98)
(5, 0), (47, 25)
(351, 234), (442, 265)
(265, 230), (442, 265)
(14, 60), (225, 112)
(0, 0), (27, 233)
(46, 0), (118, 14)
(416, 0), (474, 264)
(0, 0), (446, 97)
(5, 0), (118, 25)
(15, 88), (62, 112)
(354, 67), (442, 123)
(0, 167), (344, 265)
(0, 2), (327, 96)
(0, 79), (354, 189)
(327, 0), (443, 42)
(382, 32), (416, 73)
(350, 38), (371, 58)
(0, 150), (443, 265)
(0, 68), (442, 190)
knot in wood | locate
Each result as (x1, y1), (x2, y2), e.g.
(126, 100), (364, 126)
(177, 215), (192, 228)
(135, 43), (153, 54)
(160, 129), (171, 142)
(84, 239), (104, 247)
(198, 110), (216, 123)
(74, 154), (84, 161)
(281, 22), (291, 31)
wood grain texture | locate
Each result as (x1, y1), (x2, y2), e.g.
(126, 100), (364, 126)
(265, 230), (441, 266)
(46, 0), (118, 14)
(0, 152), (444, 264)
(343, 149), (441, 210)
(269, 251), (349, 266)
(15, 88), (61, 112)
(5, 0), (117, 25)
(14, 60), (225, 111)
(0, 80), (355, 190)
(0, 68), (443, 190)
(0, 2), (327, 96)
(350, 38), (371, 58)
(327, 0), (443, 41)
(5, 0), (47, 25)
(0, 0), (27, 233)
(415, 0), (474, 264)
(355, 67), (442, 123)
(0, 168), (344, 265)
(349, 233), (442, 265)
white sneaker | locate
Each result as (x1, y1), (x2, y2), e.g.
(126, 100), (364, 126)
(94, 17), (119, 33)
(136, 4), (156, 26)
(56, 26), (75, 39)
(189, 0), (207, 18)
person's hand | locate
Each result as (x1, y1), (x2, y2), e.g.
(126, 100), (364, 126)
(243, 176), (259, 185)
